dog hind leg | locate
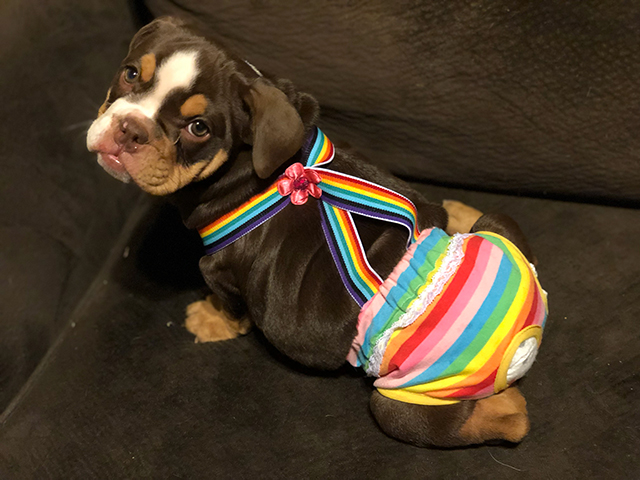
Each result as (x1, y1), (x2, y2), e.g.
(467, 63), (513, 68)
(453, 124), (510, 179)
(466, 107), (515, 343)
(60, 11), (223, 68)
(369, 387), (530, 447)
(442, 200), (484, 235)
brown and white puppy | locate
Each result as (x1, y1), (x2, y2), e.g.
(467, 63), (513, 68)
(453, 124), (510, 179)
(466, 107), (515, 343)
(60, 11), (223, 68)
(88, 17), (535, 448)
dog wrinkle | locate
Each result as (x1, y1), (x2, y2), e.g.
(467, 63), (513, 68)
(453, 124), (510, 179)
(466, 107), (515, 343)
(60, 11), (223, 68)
(194, 150), (228, 181)
(145, 151), (228, 193)
(136, 155), (215, 195)
(140, 53), (156, 82)
(180, 94), (208, 117)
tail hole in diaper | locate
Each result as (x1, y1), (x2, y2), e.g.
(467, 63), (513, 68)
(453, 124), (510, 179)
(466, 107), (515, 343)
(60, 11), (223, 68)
(506, 336), (539, 383)
(494, 325), (543, 393)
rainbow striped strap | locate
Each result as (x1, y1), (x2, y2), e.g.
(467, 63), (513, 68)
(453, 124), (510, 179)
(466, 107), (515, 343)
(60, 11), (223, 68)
(303, 127), (335, 168)
(306, 129), (419, 305)
(198, 126), (421, 307)
(304, 129), (420, 247)
(319, 203), (383, 306)
(315, 169), (420, 246)
(199, 128), (334, 253)
(199, 185), (290, 254)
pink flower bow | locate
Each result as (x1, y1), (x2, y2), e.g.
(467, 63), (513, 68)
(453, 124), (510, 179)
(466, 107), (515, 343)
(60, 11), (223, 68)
(277, 163), (322, 205)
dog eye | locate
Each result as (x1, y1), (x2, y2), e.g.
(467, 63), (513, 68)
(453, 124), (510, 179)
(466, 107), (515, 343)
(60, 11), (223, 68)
(187, 120), (210, 138)
(123, 66), (139, 83)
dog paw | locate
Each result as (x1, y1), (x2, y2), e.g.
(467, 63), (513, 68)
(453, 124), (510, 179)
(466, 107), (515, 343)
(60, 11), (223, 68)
(184, 297), (251, 343)
(459, 387), (530, 444)
(442, 200), (484, 235)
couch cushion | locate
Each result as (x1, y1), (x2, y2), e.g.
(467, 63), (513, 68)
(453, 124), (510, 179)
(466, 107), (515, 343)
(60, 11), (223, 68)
(0, 0), (139, 411)
(145, 0), (640, 205)
(0, 187), (638, 478)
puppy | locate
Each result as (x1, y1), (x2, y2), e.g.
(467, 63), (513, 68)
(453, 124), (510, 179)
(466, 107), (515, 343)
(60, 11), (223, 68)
(87, 17), (545, 447)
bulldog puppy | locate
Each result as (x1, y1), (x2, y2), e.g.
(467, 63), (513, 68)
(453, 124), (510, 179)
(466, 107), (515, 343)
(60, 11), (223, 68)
(87, 17), (539, 448)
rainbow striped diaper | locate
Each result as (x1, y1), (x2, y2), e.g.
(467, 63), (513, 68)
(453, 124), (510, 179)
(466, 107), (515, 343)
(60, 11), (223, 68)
(348, 227), (548, 405)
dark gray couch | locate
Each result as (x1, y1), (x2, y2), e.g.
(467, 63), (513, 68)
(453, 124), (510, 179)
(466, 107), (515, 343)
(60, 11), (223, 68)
(1, 0), (638, 478)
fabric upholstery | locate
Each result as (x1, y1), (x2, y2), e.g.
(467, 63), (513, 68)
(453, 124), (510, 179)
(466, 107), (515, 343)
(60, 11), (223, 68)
(0, 0), (139, 410)
(146, 0), (640, 205)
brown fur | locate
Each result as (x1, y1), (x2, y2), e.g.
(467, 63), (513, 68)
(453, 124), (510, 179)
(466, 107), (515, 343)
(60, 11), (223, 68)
(458, 387), (530, 443)
(180, 94), (208, 117)
(140, 53), (156, 82)
(370, 385), (530, 447)
(193, 150), (229, 181)
(128, 128), (227, 195)
(186, 294), (252, 342)
(193, 197), (482, 333)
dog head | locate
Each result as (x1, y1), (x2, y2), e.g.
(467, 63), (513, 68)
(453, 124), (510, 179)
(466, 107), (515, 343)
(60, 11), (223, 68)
(87, 17), (318, 195)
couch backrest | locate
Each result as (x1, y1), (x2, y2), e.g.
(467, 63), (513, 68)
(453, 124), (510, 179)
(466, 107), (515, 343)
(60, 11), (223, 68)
(146, 0), (640, 205)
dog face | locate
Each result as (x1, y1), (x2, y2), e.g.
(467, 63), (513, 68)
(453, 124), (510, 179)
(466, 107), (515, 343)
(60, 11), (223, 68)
(87, 17), (315, 195)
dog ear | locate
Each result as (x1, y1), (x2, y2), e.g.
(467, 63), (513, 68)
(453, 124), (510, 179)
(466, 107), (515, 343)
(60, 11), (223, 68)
(243, 79), (305, 179)
(129, 17), (185, 53)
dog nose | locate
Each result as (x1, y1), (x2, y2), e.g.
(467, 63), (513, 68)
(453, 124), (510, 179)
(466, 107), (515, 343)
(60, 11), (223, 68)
(115, 116), (150, 152)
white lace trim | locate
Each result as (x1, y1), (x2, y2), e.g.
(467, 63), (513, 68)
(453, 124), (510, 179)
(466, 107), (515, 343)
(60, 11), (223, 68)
(365, 233), (471, 376)
(529, 262), (548, 297)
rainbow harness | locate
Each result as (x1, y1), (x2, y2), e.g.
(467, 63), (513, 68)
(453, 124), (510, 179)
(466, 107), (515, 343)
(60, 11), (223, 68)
(198, 127), (548, 405)
(199, 127), (420, 307)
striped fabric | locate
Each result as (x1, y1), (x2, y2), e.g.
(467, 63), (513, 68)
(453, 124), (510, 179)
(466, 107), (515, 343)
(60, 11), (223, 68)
(316, 169), (421, 245)
(315, 167), (422, 305)
(198, 128), (335, 254)
(199, 184), (290, 255)
(303, 127), (335, 167)
(319, 202), (383, 305)
(308, 132), (421, 306)
(348, 227), (548, 405)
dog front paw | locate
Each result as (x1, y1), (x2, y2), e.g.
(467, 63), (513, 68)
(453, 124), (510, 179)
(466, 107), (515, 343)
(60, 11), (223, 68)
(185, 296), (251, 343)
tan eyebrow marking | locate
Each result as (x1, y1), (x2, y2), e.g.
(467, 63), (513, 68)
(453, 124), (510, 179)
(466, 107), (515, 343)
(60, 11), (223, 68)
(180, 94), (208, 117)
(140, 53), (156, 82)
